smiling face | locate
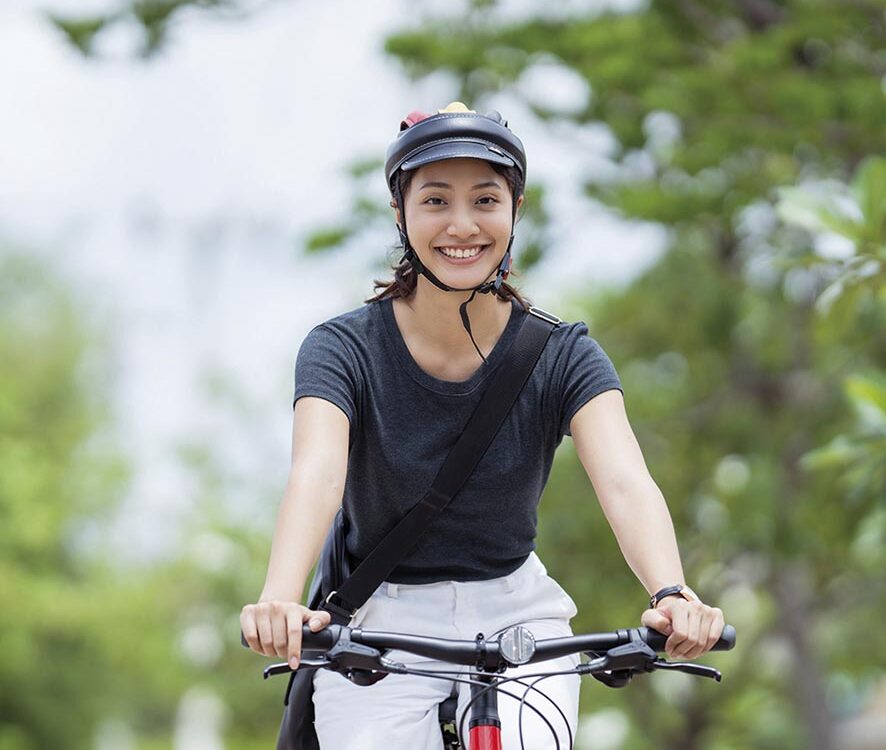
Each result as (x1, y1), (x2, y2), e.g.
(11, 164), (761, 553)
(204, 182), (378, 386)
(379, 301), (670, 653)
(397, 157), (523, 290)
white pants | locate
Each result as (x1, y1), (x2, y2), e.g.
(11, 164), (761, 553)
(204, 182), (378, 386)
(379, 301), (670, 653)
(312, 552), (581, 749)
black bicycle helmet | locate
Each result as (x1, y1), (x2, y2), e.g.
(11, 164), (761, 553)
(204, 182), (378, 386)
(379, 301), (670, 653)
(384, 102), (527, 363)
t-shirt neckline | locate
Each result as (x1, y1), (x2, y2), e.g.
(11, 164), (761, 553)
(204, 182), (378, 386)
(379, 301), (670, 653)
(378, 296), (524, 395)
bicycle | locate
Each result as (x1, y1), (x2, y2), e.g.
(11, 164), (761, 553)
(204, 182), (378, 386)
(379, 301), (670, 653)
(243, 621), (736, 749)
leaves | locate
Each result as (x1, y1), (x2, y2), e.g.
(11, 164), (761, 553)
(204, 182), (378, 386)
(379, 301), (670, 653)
(45, 13), (110, 55)
(24, 0), (886, 747)
(774, 156), (886, 315)
(48, 0), (243, 58)
(853, 156), (886, 252)
(376, 1), (886, 745)
(304, 226), (353, 254)
(802, 372), (886, 503)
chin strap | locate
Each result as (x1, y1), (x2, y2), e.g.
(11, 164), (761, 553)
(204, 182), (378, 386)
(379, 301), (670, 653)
(393, 182), (516, 364)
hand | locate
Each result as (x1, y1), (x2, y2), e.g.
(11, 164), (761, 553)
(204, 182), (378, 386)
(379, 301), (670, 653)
(640, 597), (724, 660)
(240, 600), (331, 669)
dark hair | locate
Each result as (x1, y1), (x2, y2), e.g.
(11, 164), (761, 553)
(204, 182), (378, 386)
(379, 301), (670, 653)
(365, 161), (532, 310)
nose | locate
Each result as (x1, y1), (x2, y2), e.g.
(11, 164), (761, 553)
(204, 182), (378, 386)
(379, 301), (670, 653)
(447, 203), (480, 239)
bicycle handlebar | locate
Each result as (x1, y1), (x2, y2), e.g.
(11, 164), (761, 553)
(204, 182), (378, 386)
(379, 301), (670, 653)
(241, 623), (735, 671)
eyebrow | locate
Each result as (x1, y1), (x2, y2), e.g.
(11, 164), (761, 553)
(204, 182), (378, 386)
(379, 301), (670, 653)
(418, 180), (503, 190)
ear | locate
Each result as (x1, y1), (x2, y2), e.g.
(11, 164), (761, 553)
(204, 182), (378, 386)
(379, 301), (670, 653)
(516, 193), (524, 212)
(390, 200), (402, 226)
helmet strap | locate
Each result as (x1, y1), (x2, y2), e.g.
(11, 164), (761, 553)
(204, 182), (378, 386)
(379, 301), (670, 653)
(458, 289), (486, 364)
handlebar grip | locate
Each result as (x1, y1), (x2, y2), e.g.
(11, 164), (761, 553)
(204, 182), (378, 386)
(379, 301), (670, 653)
(642, 624), (736, 652)
(717, 624), (737, 650)
(239, 625), (337, 651)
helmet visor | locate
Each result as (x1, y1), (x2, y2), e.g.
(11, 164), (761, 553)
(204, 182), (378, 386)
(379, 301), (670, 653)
(399, 139), (516, 172)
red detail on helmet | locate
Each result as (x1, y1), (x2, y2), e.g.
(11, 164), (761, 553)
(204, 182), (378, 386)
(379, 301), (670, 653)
(400, 110), (432, 131)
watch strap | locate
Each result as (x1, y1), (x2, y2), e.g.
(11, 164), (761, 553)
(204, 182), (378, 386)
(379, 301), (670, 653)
(649, 584), (698, 609)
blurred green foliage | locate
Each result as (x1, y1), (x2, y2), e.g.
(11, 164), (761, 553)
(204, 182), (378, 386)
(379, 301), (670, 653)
(48, 0), (242, 58)
(0, 251), (284, 748)
(11, 0), (886, 748)
(0, 252), (171, 749)
(380, 1), (885, 748)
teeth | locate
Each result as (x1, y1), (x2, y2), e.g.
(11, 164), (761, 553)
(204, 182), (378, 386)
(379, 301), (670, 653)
(438, 245), (485, 258)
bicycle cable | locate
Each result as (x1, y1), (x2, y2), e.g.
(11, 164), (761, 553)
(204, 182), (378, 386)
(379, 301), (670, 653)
(393, 666), (563, 749)
(459, 666), (583, 750)
(518, 673), (575, 750)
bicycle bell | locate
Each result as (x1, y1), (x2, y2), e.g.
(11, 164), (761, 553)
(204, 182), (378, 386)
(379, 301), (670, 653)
(498, 625), (536, 665)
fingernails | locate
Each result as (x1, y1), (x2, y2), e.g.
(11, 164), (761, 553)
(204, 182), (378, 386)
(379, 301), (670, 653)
(290, 657), (299, 669)
(309, 618), (322, 629)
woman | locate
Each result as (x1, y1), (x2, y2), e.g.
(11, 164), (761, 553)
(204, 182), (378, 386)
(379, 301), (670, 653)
(241, 102), (726, 748)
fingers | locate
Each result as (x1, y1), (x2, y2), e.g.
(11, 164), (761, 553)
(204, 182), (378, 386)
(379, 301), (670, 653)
(240, 604), (260, 652)
(665, 603), (690, 658)
(705, 607), (725, 653)
(256, 605), (277, 657)
(287, 607), (334, 667)
(286, 608), (303, 669)
(683, 604), (723, 659)
(240, 602), (277, 657)
(271, 603), (289, 659)
(308, 609), (332, 631)
(240, 601), (333, 666)
(683, 606), (702, 659)
(660, 601), (725, 659)
(640, 606), (672, 635)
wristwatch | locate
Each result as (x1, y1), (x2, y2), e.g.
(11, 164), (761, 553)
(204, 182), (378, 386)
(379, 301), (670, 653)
(649, 584), (700, 609)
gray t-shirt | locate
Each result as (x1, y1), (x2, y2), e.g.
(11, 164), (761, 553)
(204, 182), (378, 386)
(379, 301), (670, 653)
(292, 296), (623, 584)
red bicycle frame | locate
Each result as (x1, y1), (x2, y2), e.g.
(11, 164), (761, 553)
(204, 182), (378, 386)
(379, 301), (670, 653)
(467, 673), (503, 750)
(470, 725), (502, 750)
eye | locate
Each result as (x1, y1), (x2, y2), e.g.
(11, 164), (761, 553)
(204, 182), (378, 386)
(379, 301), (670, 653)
(421, 196), (499, 206)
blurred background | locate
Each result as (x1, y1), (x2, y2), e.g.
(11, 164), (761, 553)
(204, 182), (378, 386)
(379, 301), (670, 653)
(1, 0), (884, 748)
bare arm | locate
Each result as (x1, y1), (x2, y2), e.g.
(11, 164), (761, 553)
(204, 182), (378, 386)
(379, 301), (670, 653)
(570, 389), (684, 594)
(570, 389), (723, 658)
(260, 396), (350, 602)
(241, 396), (350, 666)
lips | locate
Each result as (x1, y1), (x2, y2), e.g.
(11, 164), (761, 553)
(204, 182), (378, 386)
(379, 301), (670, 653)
(434, 244), (490, 264)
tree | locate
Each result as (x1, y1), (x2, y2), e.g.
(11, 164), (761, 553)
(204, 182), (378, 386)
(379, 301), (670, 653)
(42, 0), (886, 746)
(47, 0), (257, 58)
(0, 251), (194, 748)
(375, 2), (885, 748)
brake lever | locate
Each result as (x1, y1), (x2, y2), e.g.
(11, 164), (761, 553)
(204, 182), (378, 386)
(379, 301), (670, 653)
(652, 659), (722, 682)
(263, 663), (291, 678)
(262, 657), (330, 679)
(580, 641), (658, 688)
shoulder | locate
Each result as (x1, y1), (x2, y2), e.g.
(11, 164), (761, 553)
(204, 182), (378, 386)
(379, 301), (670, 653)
(314, 300), (379, 337)
(300, 301), (381, 353)
(526, 305), (622, 436)
(528, 305), (611, 363)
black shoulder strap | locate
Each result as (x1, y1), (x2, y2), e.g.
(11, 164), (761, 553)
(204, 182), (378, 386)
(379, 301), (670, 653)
(323, 306), (559, 622)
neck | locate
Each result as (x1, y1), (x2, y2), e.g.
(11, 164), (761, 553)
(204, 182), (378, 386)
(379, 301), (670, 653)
(397, 276), (512, 358)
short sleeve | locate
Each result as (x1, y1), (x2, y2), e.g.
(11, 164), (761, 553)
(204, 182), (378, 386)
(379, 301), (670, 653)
(292, 324), (359, 431)
(559, 325), (623, 438)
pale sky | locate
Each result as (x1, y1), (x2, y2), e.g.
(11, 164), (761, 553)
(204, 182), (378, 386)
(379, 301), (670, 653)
(1, 0), (665, 559)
